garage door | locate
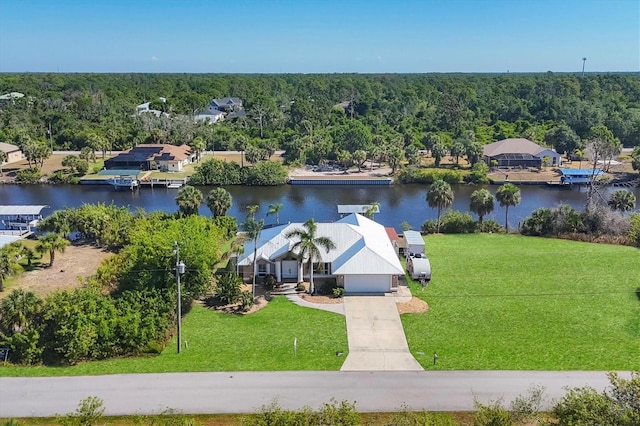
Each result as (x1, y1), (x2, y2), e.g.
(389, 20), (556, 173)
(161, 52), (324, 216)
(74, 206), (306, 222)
(344, 274), (390, 293)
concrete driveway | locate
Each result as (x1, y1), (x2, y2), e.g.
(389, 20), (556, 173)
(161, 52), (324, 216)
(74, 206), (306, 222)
(340, 296), (423, 371)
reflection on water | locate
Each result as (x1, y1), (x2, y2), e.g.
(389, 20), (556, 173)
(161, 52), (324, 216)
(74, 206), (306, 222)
(1, 183), (638, 230)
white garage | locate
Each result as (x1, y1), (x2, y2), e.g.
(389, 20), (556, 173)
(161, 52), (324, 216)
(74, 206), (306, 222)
(343, 274), (391, 293)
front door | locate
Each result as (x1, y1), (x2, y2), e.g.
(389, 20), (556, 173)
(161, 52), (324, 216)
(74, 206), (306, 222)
(282, 260), (298, 279)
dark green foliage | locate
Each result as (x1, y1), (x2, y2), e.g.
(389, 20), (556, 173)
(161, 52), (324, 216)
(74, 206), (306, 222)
(57, 396), (105, 426)
(477, 219), (503, 234)
(246, 160), (288, 186)
(465, 162), (490, 184)
(263, 274), (277, 292)
(215, 273), (242, 305)
(473, 399), (513, 426)
(15, 167), (41, 183)
(552, 373), (640, 426)
(332, 287), (345, 298)
(212, 215), (238, 239)
(251, 399), (359, 426)
(397, 166), (464, 184)
(422, 210), (476, 234)
(628, 213), (640, 248)
(189, 158), (246, 185)
(239, 290), (254, 311)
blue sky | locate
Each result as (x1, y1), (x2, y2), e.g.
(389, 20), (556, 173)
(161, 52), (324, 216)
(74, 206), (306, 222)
(0, 0), (638, 73)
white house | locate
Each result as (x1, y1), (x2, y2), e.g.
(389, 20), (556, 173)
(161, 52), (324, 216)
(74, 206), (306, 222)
(236, 214), (404, 293)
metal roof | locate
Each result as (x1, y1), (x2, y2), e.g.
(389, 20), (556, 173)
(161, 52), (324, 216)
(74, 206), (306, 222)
(237, 213), (403, 276)
(98, 169), (141, 176)
(403, 230), (424, 246)
(0, 205), (49, 215)
(559, 169), (604, 176)
(0, 235), (22, 248)
(337, 205), (380, 214)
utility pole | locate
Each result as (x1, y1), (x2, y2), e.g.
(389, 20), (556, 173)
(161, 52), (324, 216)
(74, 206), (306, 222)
(174, 242), (186, 353)
(47, 123), (53, 152)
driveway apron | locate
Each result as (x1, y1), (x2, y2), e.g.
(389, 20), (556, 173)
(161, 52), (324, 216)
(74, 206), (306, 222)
(340, 296), (423, 371)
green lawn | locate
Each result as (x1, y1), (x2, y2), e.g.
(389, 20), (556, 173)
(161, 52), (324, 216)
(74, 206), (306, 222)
(402, 234), (640, 370)
(0, 296), (348, 377)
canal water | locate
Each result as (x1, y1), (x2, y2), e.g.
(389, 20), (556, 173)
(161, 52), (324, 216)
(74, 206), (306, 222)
(1, 183), (638, 230)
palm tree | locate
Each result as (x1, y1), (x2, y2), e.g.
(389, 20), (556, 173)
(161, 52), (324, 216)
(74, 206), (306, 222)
(469, 189), (495, 224)
(242, 217), (264, 297)
(267, 203), (283, 224)
(284, 218), (336, 295)
(0, 150), (7, 176)
(35, 233), (69, 267)
(608, 189), (636, 213)
(246, 204), (259, 218)
(175, 185), (203, 216)
(190, 136), (206, 162)
(0, 289), (40, 333)
(426, 180), (454, 233)
(363, 201), (380, 220)
(0, 250), (16, 292)
(496, 183), (522, 232)
(206, 188), (232, 217)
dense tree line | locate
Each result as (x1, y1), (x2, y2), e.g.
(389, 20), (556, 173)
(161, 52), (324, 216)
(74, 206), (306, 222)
(1, 73), (639, 171)
(0, 206), (236, 365)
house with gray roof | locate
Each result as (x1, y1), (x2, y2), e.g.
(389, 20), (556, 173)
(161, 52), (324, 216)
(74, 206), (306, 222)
(195, 97), (245, 123)
(483, 138), (562, 168)
(0, 142), (25, 164)
(237, 213), (404, 293)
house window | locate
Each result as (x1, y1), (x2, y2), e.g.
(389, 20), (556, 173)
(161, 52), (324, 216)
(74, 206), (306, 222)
(314, 262), (331, 275)
(258, 263), (267, 276)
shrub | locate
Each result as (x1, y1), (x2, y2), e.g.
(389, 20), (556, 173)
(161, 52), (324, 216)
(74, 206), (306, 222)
(473, 398), (513, 426)
(57, 396), (104, 426)
(521, 208), (554, 236)
(397, 166), (463, 184)
(263, 274), (277, 292)
(246, 160), (288, 186)
(296, 283), (306, 292)
(215, 273), (242, 305)
(628, 213), (640, 248)
(424, 210), (476, 234)
(421, 220), (438, 235)
(465, 162), (490, 184)
(16, 167), (42, 183)
(478, 219), (502, 233)
(332, 287), (345, 298)
(239, 291), (254, 311)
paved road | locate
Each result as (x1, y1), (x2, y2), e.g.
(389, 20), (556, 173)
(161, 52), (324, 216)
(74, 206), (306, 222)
(0, 371), (625, 417)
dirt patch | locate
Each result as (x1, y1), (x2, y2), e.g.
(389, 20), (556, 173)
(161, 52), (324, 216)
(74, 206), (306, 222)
(4, 244), (113, 298)
(208, 294), (269, 315)
(397, 297), (429, 314)
(300, 294), (344, 304)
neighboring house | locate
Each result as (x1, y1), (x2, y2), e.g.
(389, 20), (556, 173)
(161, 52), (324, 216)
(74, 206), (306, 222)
(194, 107), (225, 124)
(210, 97), (243, 112)
(237, 213), (404, 293)
(104, 144), (196, 171)
(483, 138), (562, 168)
(195, 97), (245, 123)
(385, 227), (400, 256)
(135, 99), (168, 118)
(0, 92), (25, 102)
(0, 142), (25, 164)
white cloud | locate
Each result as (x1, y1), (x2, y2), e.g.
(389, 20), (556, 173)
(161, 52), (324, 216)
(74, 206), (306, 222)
(150, 55), (158, 61)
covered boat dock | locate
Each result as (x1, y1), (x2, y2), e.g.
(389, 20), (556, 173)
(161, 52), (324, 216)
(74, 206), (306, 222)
(0, 205), (49, 237)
